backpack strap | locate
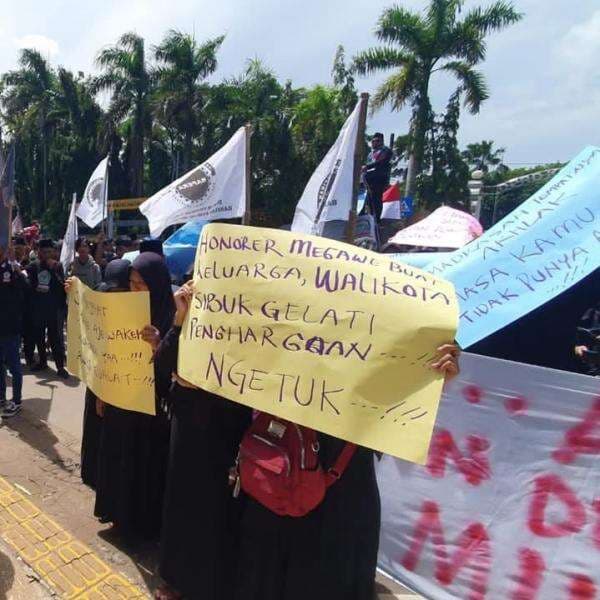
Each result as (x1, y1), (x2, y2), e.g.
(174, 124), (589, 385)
(324, 443), (357, 487)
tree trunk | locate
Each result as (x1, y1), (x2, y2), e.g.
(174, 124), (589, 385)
(183, 128), (192, 173)
(404, 82), (432, 203)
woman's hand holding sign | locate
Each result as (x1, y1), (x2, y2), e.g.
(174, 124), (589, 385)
(174, 282), (194, 327)
(431, 343), (461, 383)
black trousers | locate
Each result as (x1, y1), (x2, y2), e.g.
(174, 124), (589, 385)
(22, 305), (37, 364)
(34, 307), (65, 369)
(365, 181), (388, 222)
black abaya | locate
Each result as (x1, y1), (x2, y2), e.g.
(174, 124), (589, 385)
(93, 253), (175, 540)
(234, 437), (380, 600)
(94, 404), (170, 539)
(81, 261), (132, 491)
(156, 325), (252, 600)
(80, 388), (101, 489)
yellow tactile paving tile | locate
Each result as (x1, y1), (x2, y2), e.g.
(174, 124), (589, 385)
(0, 475), (149, 599)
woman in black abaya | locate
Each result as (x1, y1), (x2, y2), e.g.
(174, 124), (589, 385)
(153, 283), (252, 600)
(79, 260), (131, 490)
(94, 253), (175, 540)
(234, 344), (461, 600)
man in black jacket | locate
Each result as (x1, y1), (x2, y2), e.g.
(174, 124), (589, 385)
(362, 132), (393, 222)
(0, 242), (29, 417)
(26, 239), (69, 379)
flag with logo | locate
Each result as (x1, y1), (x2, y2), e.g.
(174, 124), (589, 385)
(60, 195), (78, 272)
(291, 96), (365, 235)
(140, 127), (246, 238)
(0, 143), (16, 208)
(76, 156), (108, 228)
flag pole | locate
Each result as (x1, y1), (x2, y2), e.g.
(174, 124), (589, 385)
(242, 123), (253, 226)
(72, 192), (77, 265)
(102, 155), (110, 236)
(346, 92), (369, 244)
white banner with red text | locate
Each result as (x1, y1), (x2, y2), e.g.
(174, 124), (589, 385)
(377, 352), (600, 600)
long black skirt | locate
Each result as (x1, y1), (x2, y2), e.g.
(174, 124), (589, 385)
(159, 384), (252, 600)
(234, 439), (381, 600)
(80, 389), (101, 489)
(94, 402), (170, 540)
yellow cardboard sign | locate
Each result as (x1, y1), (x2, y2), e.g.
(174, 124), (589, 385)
(67, 278), (156, 415)
(179, 224), (459, 463)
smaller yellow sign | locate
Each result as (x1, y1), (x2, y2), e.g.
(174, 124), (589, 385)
(108, 197), (147, 212)
(67, 278), (156, 415)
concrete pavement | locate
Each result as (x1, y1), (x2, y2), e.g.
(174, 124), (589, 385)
(0, 364), (419, 599)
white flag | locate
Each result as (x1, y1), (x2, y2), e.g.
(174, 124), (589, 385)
(140, 127), (246, 237)
(11, 211), (23, 234)
(291, 97), (365, 235)
(76, 156), (108, 228)
(60, 195), (78, 272)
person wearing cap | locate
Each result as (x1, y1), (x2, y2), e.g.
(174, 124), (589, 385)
(26, 239), (69, 378)
(362, 132), (393, 222)
(69, 237), (102, 290)
(0, 241), (29, 417)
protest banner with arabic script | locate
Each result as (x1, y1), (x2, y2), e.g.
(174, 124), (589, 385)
(178, 224), (458, 464)
(427, 146), (600, 348)
(67, 278), (156, 415)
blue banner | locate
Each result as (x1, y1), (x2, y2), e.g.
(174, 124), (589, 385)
(427, 146), (600, 348)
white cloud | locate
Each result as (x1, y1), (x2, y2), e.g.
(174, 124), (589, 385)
(15, 34), (59, 58)
(556, 10), (600, 88)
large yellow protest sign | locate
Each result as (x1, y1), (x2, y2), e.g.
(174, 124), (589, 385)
(67, 278), (156, 415)
(178, 224), (459, 463)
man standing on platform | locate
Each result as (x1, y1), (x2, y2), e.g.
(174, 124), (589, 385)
(26, 239), (69, 379)
(362, 132), (393, 222)
(0, 241), (29, 417)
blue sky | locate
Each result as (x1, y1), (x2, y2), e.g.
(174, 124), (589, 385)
(0, 0), (598, 167)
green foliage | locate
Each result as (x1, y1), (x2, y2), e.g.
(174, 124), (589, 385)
(417, 92), (470, 210)
(462, 139), (505, 172)
(1, 38), (360, 235)
(352, 0), (522, 198)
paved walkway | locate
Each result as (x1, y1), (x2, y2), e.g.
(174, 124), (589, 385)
(0, 365), (418, 599)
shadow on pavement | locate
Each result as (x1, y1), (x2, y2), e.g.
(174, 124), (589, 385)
(3, 400), (78, 476)
(28, 369), (80, 389)
(97, 527), (160, 594)
(0, 549), (15, 600)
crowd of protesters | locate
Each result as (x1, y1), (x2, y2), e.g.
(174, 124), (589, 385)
(0, 223), (597, 600)
(0, 231), (137, 417)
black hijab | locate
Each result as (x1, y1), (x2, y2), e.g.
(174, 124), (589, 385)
(99, 259), (131, 292)
(132, 252), (175, 336)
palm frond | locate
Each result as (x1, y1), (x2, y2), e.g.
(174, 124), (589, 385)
(441, 61), (489, 113)
(376, 5), (427, 52)
(371, 60), (419, 112)
(462, 1), (523, 35)
(352, 47), (413, 76)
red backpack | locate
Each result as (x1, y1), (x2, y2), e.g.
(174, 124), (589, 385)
(231, 413), (356, 517)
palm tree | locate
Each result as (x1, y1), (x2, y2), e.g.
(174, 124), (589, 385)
(2, 49), (58, 211)
(154, 31), (224, 173)
(352, 0), (522, 200)
(462, 139), (505, 172)
(94, 32), (151, 196)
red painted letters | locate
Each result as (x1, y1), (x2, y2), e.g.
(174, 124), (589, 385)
(426, 429), (491, 485)
(553, 397), (600, 465)
(528, 474), (586, 538)
(401, 501), (491, 600)
(510, 548), (545, 600)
